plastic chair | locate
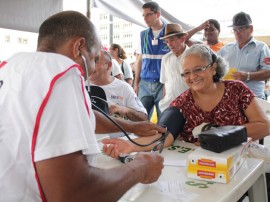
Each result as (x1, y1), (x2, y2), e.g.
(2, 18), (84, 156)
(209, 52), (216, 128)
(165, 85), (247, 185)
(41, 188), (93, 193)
(256, 98), (270, 145)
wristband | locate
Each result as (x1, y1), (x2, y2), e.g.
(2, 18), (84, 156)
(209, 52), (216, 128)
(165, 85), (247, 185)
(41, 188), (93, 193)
(246, 72), (250, 81)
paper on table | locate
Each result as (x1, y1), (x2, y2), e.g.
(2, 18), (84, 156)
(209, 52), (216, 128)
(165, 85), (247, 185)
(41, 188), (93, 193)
(157, 180), (183, 193)
(223, 67), (237, 80)
(164, 159), (186, 167)
(155, 180), (199, 201)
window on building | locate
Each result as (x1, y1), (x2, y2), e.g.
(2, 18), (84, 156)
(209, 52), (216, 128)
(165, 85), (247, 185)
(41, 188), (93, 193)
(123, 42), (132, 49)
(17, 37), (23, 44)
(101, 34), (108, 40)
(113, 22), (120, 29)
(5, 35), (10, 42)
(100, 14), (108, 20)
(23, 38), (28, 44)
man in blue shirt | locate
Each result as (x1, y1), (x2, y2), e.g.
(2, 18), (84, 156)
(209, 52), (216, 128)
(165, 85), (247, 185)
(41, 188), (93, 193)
(134, 1), (170, 119)
(219, 12), (270, 99)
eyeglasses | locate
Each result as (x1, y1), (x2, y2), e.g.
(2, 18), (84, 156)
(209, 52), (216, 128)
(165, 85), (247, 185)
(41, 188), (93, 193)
(181, 63), (212, 78)
(142, 12), (155, 18)
(151, 128), (169, 153)
(232, 26), (249, 33)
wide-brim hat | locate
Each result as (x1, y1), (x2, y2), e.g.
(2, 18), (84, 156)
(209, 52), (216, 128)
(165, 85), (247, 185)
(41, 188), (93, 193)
(228, 12), (252, 27)
(160, 23), (187, 40)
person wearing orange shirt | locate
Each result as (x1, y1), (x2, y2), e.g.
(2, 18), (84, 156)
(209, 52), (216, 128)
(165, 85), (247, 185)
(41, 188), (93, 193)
(186, 19), (225, 52)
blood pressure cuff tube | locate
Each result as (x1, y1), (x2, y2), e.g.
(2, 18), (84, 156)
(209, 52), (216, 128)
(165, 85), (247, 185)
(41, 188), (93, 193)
(157, 106), (185, 140)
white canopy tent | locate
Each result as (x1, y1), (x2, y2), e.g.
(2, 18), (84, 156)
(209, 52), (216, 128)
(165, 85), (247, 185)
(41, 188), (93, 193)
(92, 0), (270, 37)
(0, 0), (63, 33)
(92, 0), (192, 31)
(0, 0), (193, 33)
(0, 0), (268, 37)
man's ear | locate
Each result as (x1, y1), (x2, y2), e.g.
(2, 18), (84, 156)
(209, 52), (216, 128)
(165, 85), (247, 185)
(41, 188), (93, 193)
(249, 25), (254, 34)
(181, 35), (187, 42)
(72, 37), (86, 59)
(156, 11), (161, 18)
(107, 61), (112, 71)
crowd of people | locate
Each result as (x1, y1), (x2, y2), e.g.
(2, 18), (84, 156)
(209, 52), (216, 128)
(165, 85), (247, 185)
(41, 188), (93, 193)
(1, 1), (270, 201)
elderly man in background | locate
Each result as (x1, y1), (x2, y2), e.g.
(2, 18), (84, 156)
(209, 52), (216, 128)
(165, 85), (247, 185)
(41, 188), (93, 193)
(90, 49), (148, 121)
(218, 11), (270, 99)
(159, 23), (189, 113)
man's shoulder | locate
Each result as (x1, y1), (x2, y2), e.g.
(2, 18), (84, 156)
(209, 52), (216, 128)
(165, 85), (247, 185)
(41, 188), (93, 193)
(140, 28), (150, 35)
(252, 38), (269, 48)
(111, 78), (131, 89)
(219, 42), (236, 53)
(223, 41), (236, 48)
(163, 51), (174, 60)
(36, 52), (75, 67)
(7, 52), (76, 73)
(107, 79), (135, 99)
(9, 52), (69, 60)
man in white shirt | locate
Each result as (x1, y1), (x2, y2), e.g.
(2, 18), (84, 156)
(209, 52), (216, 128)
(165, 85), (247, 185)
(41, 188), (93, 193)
(159, 24), (189, 112)
(0, 11), (164, 201)
(90, 50), (148, 121)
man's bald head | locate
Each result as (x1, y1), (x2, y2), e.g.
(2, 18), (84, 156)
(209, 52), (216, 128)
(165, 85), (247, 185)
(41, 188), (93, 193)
(37, 11), (100, 53)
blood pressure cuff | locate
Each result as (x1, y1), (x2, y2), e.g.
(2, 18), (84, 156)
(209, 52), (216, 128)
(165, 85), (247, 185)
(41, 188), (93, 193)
(199, 125), (247, 153)
(157, 106), (185, 140)
(86, 85), (109, 114)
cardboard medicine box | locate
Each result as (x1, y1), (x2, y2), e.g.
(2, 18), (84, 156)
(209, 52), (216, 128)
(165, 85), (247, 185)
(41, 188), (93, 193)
(187, 145), (245, 183)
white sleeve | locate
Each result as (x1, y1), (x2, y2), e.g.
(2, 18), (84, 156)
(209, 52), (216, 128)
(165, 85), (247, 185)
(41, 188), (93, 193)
(123, 61), (133, 79)
(160, 57), (167, 84)
(111, 59), (123, 76)
(35, 70), (100, 161)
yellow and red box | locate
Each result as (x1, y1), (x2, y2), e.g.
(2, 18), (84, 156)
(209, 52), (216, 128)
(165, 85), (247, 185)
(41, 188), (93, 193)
(187, 145), (245, 183)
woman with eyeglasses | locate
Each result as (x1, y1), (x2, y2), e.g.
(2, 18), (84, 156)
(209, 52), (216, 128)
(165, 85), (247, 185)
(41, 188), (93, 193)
(102, 44), (270, 157)
(171, 44), (269, 144)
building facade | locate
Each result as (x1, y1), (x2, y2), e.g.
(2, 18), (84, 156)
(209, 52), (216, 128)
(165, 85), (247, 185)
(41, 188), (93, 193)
(95, 12), (142, 62)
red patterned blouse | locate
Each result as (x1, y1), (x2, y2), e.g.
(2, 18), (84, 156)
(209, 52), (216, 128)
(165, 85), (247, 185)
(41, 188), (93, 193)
(170, 80), (255, 143)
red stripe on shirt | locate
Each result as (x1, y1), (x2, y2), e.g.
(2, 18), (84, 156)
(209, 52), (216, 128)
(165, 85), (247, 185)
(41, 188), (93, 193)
(31, 64), (89, 201)
(0, 61), (7, 69)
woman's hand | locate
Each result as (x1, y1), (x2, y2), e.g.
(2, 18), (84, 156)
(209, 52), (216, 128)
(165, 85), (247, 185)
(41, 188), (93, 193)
(194, 140), (200, 146)
(102, 138), (135, 158)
